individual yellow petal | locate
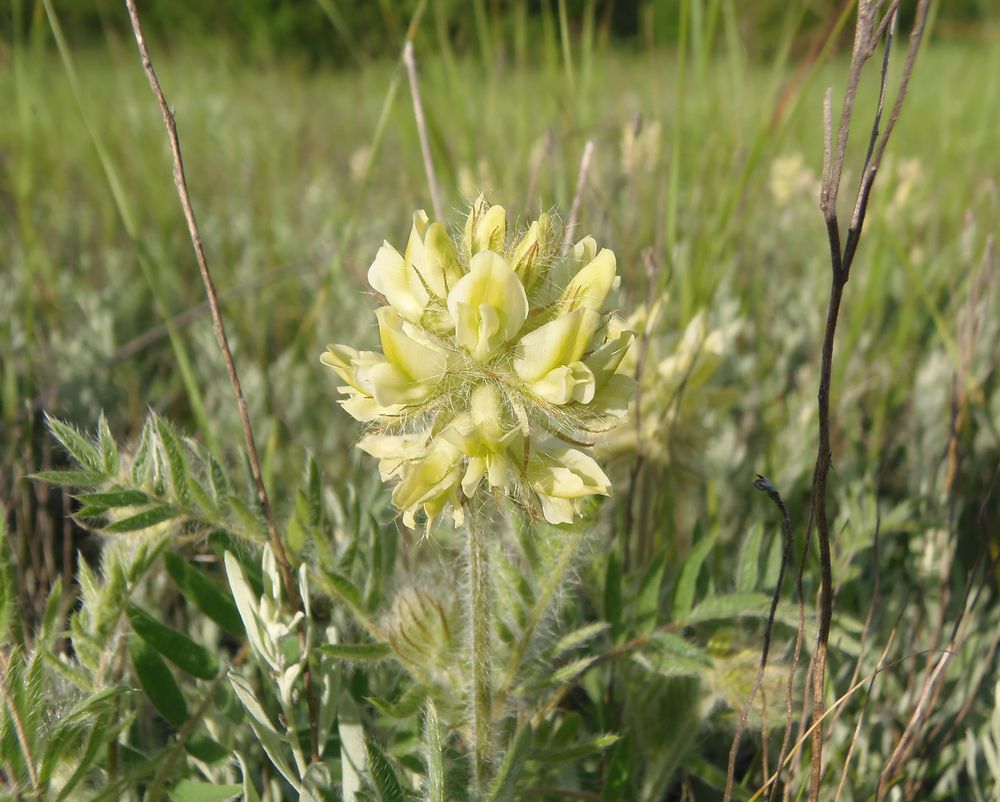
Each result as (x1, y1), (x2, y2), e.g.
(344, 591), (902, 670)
(470, 383), (502, 431)
(376, 307), (447, 385)
(464, 196), (507, 256)
(447, 251), (528, 361)
(513, 307), (601, 383)
(572, 236), (598, 266)
(392, 438), (462, 525)
(561, 248), (618, 313)
(486, 452), (510, 489)
(526, 361), (596, 405)
(322, 345), (406, 420)
(462, 456), (487, 498)
(526, 443), (611, 525)
(320, 344), (364, 389)
(420, 222), (463, 297)
(403, 210), (430, 269)
(357, 431), (430, 479)
(589, 373), (637, 418)
(511, 213), (552, 291)
(536, 494), (577, 525)
(368, 241), (429, 322)
(585, 330), (635, 385)
(363, 362), (433, 406)
(527, 444), (611, 511)
(339, 392), (389, 422)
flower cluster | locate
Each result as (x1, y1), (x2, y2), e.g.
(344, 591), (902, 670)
(600, 301), (736, 472)
(322, 197), (635, 530)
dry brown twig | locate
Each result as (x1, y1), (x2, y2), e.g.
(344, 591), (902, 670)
(561, 139), (596, 254)
(807, 1), (929, 798)
(123, 0), (320, 763)
(403, 40), (443, 221)
(724, 475), (794, 802)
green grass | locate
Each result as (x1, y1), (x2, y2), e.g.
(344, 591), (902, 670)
(2, 6), (1000, 799)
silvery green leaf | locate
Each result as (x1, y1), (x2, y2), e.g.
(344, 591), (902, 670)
(552, 622), (609, 659)
(168, 779), (242, 802)
(551, 655), (600, 685)
(46, 415), (102, 472)
(237, 753), (261, 802)
(262, 546), (281, 604)
(155, 415), (191, 504)
(97, 413), (119, 475)
(278, 663), (302, 708)
(423, 700), (445, 802)
(225, 552), (280, 671)
(229, 673), (279, 734)
(298, 563), (311, 621)
(318, 625), (341, 735)
(365, 740), (405, 802)
(131, 420), (155, 485)
(339, 696), (366, 802)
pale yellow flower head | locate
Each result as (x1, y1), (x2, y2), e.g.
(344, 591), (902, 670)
(323, 197), (636, 531)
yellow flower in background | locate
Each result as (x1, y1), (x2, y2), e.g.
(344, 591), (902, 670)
(323, 196), (636, 531)
(599, 302), (737, 471)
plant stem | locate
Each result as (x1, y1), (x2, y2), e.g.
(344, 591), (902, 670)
(465, 507), (494, 797)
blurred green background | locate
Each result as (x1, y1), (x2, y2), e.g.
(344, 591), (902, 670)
(3, 0), (1000, 796)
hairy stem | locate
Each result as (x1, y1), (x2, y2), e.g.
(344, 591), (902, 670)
(465, 508), (494, 796)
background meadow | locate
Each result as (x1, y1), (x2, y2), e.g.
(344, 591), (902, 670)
(2, 1), (1000, 800)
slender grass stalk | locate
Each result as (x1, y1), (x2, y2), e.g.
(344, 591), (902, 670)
(122, 0), (320, 763)
(561, 139), (595, 254)
(557, 0), (575, 93)
(403, 40), (443, 221)
(465, 506), (494, 797)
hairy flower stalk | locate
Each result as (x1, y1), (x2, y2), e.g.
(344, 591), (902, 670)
(465, 507), (493, 794)
(323, 196), (635, 792)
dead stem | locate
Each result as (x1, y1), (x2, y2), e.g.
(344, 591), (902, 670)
(403, 40), (444, 221)
(123, 0), (320, 763)
(808, 4), (929, 798)
(724, 475), (793, 802)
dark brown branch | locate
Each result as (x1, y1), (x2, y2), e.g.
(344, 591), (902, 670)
(724, 475), (793, 802)
(122, 0), (320, 763)
(808, 3), (930, 799)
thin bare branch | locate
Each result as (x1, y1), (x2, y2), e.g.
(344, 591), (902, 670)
(403, 40), (443, 221)
(725, 475), (794, 802)
(807, 4), (930, 798)
(123, 0), (320, 763)
(561, 139), (596, 254)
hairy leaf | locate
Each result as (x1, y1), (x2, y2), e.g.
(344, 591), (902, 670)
(318, 642), (392, 661)
(672, 534), (716, 621)
(129, 636), (188, 726)
(164, 551), (243, 637)
(169, 779), (242, 802)
(46, 415), (102, 471)
(366, 740), (406, 802)
(104, 505), (178, 534)
(127, 604), (220, 679)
